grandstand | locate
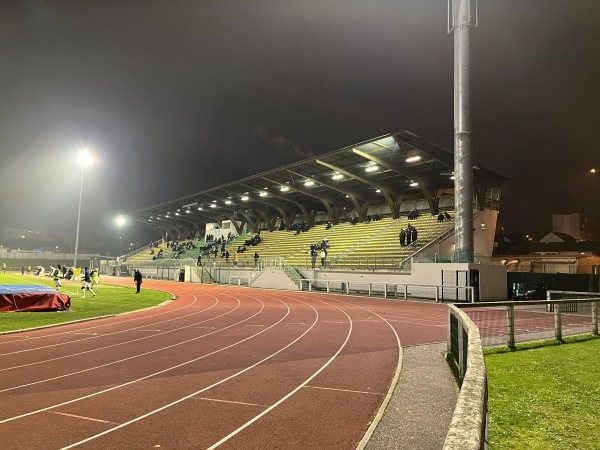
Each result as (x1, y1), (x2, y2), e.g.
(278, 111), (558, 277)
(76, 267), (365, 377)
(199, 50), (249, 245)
(113, 130), (506, 300)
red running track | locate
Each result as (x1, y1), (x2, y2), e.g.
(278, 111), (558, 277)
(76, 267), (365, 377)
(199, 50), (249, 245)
(0, 278), (447, 449)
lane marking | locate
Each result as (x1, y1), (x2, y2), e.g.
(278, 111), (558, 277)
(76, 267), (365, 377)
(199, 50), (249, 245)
(134, 330), (162, 332)
(58, 298), (317, 449)
(192, 397), (265, 407)
(305, 385), (384, 395)
(48, 411), (120, 425)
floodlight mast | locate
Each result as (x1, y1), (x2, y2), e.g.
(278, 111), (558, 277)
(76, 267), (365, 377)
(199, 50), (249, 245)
(73, 148), (92, 268)
(449, 0), (477, 263)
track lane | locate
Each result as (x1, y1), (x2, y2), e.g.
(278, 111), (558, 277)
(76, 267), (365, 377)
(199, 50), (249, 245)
(0, 279), (446, 449)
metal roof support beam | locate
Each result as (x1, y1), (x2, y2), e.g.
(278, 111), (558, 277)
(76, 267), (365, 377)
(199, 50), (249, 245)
(315, 159), (398, 220)
(352, 147), (436, 216)
(261, 177), (315, 226)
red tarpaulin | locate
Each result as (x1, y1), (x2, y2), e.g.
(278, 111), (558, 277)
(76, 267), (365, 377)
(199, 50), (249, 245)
(0, 292), (71, 312)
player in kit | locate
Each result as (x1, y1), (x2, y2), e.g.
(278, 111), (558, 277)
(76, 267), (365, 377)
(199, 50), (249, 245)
(81, 267), (97, 298)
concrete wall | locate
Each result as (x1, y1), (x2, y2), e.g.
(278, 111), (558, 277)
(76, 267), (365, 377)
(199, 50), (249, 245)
(301, 268), (412, 285)
(251, 268), (300, 290)
(412, 263), (507, 301)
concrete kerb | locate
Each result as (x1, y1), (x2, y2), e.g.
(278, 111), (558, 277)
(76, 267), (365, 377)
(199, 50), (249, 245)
(443, 306), (488, 450)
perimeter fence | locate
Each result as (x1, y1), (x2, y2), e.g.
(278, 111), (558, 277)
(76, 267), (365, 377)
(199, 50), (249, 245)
(444, 291), (600, 450)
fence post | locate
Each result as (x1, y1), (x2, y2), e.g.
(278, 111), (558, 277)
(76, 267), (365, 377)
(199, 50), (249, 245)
(326, 280), (330, 293)
(457, 318), (465, 382)
(404, 285), (408, 300)
(554, 303), (562, 340)
(507, 305), (515, 347)
(435, 286), (439, 303)
(368, 282), (371, 297)
(593, 301), (598, 335)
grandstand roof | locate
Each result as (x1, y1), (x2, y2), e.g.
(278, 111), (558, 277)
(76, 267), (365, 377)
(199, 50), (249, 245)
(129, 130), (505, 238)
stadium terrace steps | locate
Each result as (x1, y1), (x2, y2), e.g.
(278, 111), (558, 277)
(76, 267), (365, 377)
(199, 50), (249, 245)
(126, 212), (455, 269)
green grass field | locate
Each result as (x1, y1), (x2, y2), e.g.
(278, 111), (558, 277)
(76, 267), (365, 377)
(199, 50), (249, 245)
(0, 272), (172, 332)
(485, 335), (600, 450)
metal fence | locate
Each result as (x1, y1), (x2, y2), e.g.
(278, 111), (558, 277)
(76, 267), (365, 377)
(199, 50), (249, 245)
(445, 292), (600, 450)
(298, 279), (474, 302)
(457, 294), (599, 348)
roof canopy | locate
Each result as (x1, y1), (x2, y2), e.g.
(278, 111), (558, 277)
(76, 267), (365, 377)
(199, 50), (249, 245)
(128, 130), (504, 237)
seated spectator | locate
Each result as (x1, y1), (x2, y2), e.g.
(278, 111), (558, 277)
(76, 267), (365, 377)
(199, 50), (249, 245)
(373, 213), (380, 221)
(438, 213), (445, 222)
(444, 212), (452, 221)
(325, 221), (332, 230)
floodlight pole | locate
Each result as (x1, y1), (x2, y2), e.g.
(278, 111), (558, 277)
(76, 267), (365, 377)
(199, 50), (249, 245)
(73, 162), (85, 268)
(450, 0), (476, 263)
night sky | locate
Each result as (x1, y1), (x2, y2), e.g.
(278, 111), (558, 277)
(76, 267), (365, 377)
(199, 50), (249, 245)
(1, 0), (599, 252)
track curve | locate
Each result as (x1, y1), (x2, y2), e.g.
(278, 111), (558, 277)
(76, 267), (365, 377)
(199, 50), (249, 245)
(0, 277), (447, 449)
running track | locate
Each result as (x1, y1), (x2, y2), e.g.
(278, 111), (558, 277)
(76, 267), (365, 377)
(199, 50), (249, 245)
(0, 277), (448, 449)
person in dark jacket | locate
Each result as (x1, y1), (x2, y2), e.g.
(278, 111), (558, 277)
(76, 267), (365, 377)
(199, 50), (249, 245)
(134, 270), (143, 294)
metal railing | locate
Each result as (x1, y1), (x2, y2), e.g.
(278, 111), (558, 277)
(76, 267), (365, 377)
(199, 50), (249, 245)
(445, 293), (600, 450)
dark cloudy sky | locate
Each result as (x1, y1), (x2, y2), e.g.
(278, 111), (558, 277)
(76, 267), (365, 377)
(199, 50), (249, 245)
(1, 0), (599, 252)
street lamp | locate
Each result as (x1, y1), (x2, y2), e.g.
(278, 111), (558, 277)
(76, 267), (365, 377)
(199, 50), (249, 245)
(73, 147), (93, 268)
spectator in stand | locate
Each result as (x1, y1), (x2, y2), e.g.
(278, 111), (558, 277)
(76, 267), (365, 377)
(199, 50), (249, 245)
(444, 212), (452, 221)
(326, 221), (332, 230)
(373, 213), (380, 221)
(399, 229), (406, 247)
(320, 249), (327, 268)
(225, 250), (230, 262)
(406, 226), (412, 245)
(234, 252), (239, 267)
(411, 226), (418, 244)
(197, 254), (202, 266)
(438, 213), (445, 222)
(365, 215), (371, 223)
(253, 252), (259, 268)
(311, 249), (317, 268)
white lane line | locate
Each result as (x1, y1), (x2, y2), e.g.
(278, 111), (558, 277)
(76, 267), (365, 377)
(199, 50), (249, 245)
(242, 325), (264, 327)
(305, 385), (384, 395)
(134, 330), (162, 332)
(192, 397), (265, 407)
(0, 293), (216, 356)
(386, 318), (446, 328)
(0, 299), (250, 393)
(322, 321), (345, 324)
(48, 411), (120, 425)
(328, 298), (403, 450)
(2, 295), (294, 426)
(206, 300), (352, 450)
(0, 290), (203, 347)
(0, 296), (233, 374)
(58, 297), (315, 450)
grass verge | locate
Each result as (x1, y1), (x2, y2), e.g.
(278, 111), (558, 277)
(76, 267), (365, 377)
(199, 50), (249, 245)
(0, 273), (172, 332)
(485, 335), (600, 450)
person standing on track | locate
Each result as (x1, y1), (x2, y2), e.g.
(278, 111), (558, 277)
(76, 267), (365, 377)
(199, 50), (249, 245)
(134, 269), (143, 294)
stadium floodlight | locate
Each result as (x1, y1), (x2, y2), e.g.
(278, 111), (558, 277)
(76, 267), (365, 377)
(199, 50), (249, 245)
(115, 215), (126, 226)
(73, 147), (93, 268)
(365, 165), (378, 172)
(405, 156), (421, 163)
(591, 168), (597, 174)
